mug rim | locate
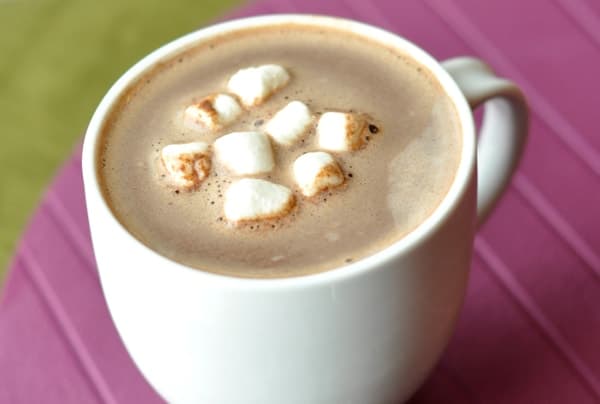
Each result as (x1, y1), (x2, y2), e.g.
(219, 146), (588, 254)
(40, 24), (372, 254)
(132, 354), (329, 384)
(82, 14), (476, 288)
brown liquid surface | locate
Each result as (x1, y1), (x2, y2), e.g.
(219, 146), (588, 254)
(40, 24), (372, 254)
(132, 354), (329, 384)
(98, 24), (462, 278)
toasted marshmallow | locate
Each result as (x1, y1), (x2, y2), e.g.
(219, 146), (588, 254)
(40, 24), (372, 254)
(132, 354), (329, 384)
(265, 101), (312, 145)
(214, 131), (274, 175)
(224, 178), (295, 222)
(317, 112), (367, 152)
(293, 152), (344, 197)
(161, 142), (211, 189)
(227, 64), (290, 107)
(183, 93), (243, 131)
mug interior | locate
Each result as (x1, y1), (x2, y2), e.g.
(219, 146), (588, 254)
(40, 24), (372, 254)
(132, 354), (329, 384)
(82, 14), (476, 287)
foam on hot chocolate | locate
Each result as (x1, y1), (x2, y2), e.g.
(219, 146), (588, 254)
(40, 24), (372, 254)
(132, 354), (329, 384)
(98, 24), (462, 278)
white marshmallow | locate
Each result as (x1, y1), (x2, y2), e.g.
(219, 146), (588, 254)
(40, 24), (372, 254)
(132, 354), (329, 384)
(227, 64), (290, 107)
(213, 131), (274, 175)
(293, 152), (344, 197)
(317, 112), (367, 152)
(265, 101), (312, 145)
(224, 178), (295, 222)
(183, 93), (243, 131)
(161, 142), (211, 189)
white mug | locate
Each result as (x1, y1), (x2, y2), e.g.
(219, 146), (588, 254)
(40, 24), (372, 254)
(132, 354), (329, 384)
(82, 14), (527, 404)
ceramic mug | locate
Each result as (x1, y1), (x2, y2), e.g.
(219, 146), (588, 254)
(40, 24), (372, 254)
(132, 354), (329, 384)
(82, 14), (528, 404)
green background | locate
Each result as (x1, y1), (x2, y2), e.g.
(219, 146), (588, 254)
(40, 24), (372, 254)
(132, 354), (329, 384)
(0, 0), (242, 283)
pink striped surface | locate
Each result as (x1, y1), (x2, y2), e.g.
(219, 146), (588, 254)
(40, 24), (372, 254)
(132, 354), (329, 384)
(1, 0), (599, 402)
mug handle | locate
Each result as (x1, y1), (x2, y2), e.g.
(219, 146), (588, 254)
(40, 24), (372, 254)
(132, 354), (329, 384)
(442, 57), (528, 227)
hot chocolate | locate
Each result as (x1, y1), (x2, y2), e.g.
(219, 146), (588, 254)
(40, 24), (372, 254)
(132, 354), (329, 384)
(97, 24), (462, 278)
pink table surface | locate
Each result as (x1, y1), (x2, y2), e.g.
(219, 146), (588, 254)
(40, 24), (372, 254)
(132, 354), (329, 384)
(2, 0), (600, 403)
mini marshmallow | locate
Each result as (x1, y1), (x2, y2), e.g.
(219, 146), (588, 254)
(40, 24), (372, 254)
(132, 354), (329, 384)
(265, 101), (312, 145)
(161, 142), (211, 189)
(213, 131), (274, 175)
(227, 64), (290, 107)
(317, 112), (367, 152)
(293, 151), (344, 197)
(224, 178), (295, 222)
(183, 93), (243, 131)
